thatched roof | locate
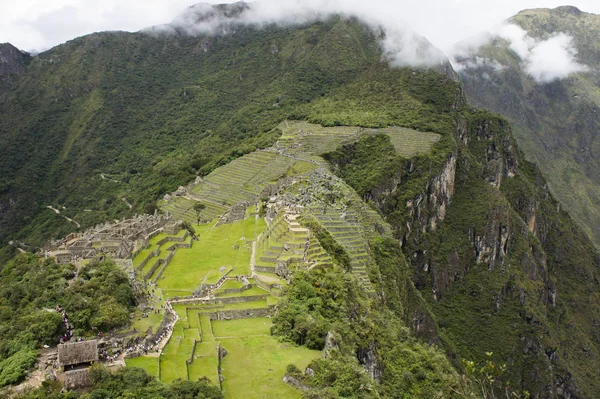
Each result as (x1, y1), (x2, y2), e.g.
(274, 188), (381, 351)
(58, 340), (98, 367)
(64, 368), (92, 389)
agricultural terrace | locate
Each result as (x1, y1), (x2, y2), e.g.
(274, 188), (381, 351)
(277, 120), (440, 159)
(124, 121), (439, 397)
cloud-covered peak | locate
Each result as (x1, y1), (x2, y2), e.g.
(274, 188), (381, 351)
(145, 1), (447, 68)
(497, 24), (588, 83)
(524, 32), (588, 82)
(453, 22), (588, 83)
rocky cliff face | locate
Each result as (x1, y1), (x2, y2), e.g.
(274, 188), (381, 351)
(0, 43), (30, 94)
(325, 106), (600, 397)
(455, 7), (600, 249)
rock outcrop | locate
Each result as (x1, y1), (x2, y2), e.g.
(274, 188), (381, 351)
(0, 43), (30, 94)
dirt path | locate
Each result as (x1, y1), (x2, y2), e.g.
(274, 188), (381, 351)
(250, 234), (261, 277)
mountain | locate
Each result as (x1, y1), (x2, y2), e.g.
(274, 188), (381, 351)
(455, 6), (600, 248)
(0, 43), (30, 94)
(0, 2), (599, 398)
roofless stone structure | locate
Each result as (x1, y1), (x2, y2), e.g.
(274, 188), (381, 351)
(44, 213), (180, 264)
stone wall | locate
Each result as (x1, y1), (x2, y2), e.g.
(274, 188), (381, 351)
(216, 284), (251, 296)
(209, 306), (273, 321)
(156, 230), (188, 246)
(165, 241), (192, 251)
(143, 257), (163, 280)
(254, 275), (284, 296)
(254, 265), (277, 273)
(136, 249), (159, 272)
(177, 294), (267, 307)
(152, 250), (176, 282)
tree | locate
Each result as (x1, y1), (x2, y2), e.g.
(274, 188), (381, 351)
(192, 202), (207, 225)
(182, 221), (196, 238)
(454, 352), (531, 399)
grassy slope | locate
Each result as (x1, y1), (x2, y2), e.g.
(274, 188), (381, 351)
(458, 6), (600, 247)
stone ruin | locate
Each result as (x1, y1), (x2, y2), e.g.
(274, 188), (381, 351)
(43, 213), (180, 264)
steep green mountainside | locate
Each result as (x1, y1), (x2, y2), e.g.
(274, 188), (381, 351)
(0, 5), (453, 263)
(326, 109), (600, 397)
(455, 6), (600, 247)
(0, 3), (599, 398)
(0, 43), (30, 95)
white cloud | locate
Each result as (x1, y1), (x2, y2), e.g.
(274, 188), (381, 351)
(497, 24), (534, 60)
(525, 33), (588, 82)
(453, 23), (588, 83)
(145, 1), (447, 67)
(453, 55), (505, 72)
(1, 0), (600, 66)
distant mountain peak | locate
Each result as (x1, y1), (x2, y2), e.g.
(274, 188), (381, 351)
(0, 42), (31, 94)
(553, 5), (583, 15)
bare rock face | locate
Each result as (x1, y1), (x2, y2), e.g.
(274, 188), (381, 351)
(0, 43), (30, 94)
(357, 343), (382, 382)
(322, 331), (339, 359)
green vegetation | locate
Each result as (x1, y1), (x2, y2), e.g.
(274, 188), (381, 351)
(458, 6), (600, 248)
(219, 336), (315, 399)
(324, 134), (404, 198)
(0, 255), (134, 387)
(125, 356), (159, 378)
(157, 220), (252, 297)
(0, 10), (461, 264)
(299, 215), (351, 271)
(12, 365), (223, 399)
(0, 4), (598, 399)
(324, 101), (600, 396)
(272, 265), (463, 398)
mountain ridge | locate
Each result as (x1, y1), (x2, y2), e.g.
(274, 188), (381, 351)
(455, 6), (600, 248)
(0, 4), (599, 398)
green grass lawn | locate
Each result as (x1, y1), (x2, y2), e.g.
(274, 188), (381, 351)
(157, 220), (257, 297)
(188, 350), (219, 385)
(379, 126), (441, 157)
(212, 317), (271, 338)
(219, 279), (245, 290)
(172, 304), (189, 320)
(125, 356), (159, 377)
(286, 160), (318, 176)
(125, 214), (307, 398)
(218, 300), (269, 311)
(133, 246), (157, 269)
(187, 309), (200, 329)
(160, 321), (195, 383)
(266, 296), (280, 306)
(220, 335), (318, 399)
(200, 315), (214, 342)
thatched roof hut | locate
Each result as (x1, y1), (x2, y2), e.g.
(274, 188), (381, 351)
(58, 340), (98, 367)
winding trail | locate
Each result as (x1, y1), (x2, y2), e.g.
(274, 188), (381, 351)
(47, 205), (81, 228)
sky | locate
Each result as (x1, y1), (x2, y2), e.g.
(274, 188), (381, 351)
(1, 0), (599, 83)
(1, 0), (599, 54)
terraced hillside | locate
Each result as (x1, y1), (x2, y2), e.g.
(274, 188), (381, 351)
(122, 120), (442, 397)
(161, 149), (317, 224)
(277, 120), (440, 160)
